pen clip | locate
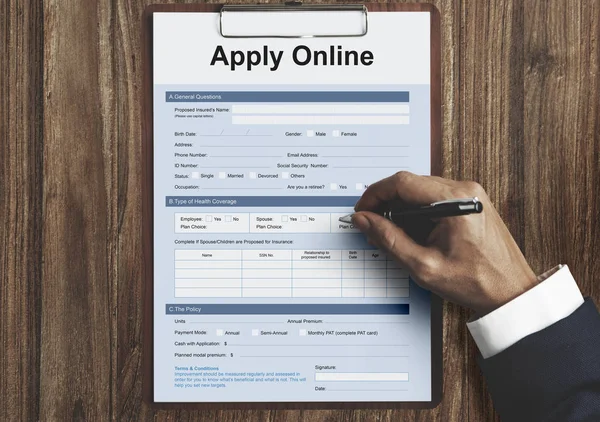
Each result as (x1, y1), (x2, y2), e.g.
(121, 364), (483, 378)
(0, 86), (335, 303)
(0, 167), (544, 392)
(429, 197), (480, 206)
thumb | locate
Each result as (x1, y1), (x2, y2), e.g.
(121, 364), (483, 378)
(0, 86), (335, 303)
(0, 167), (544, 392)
(352, 211), (432, 273)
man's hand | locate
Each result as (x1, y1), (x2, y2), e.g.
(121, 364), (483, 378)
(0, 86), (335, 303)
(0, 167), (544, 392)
(353, 171), (538, 315)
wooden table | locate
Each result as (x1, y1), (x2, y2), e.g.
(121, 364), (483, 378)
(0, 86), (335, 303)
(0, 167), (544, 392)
(1, 0), (599, 420)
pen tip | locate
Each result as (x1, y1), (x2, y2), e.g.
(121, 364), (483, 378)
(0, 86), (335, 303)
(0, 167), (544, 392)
(339, 214), (354, 224)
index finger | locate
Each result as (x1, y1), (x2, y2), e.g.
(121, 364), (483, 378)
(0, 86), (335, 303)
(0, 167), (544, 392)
(355, 171), (453, 211)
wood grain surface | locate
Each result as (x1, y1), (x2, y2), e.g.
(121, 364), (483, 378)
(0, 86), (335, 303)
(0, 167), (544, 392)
(1, 0), (599, 421)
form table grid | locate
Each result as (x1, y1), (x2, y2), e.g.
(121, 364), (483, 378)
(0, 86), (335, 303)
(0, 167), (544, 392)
(174, 249), (410, 298)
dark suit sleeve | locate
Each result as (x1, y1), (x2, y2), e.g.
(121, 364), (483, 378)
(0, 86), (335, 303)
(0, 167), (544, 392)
(478, 298), (600, 422)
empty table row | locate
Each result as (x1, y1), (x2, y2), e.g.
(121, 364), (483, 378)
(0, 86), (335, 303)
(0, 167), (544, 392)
(174, 268), (410, 279)
(175, 260), (404, 270)
(174, 287), (410, 298)
(175, 278), (410, 288)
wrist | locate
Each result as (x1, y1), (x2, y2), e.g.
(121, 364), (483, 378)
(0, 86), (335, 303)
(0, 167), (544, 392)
(467, 265), (583, 358)
(478, 267), (538, 316)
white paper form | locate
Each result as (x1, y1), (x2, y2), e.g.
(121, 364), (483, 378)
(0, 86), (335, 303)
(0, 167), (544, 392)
(153, 11), (432, 403)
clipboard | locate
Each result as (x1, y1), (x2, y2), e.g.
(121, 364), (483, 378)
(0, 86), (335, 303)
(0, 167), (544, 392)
(142, 2), (442, 410)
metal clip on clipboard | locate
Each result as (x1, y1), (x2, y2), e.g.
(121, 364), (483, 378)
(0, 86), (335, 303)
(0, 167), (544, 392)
(219, 3), (368, 38)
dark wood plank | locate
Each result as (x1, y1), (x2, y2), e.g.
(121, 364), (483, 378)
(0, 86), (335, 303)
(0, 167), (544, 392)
(434, 0), (470, 420)
(115, 0), (153, 417)
(40, 0), (116, 420)
(523, 0), (600, 297)
(457, 1), (525, 421)
(0, 1), (44, 421)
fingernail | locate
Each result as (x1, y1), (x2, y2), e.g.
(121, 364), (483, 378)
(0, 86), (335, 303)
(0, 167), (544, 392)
(352, 213), (371, 231)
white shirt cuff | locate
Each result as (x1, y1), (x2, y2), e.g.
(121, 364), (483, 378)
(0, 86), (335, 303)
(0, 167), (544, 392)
(466, 265), (584, 359)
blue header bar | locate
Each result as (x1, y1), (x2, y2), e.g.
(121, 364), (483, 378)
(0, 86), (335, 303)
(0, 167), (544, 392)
(166, 304), (409, 315)
(166, 91), (409, 103)
(166, 196), (360, 207)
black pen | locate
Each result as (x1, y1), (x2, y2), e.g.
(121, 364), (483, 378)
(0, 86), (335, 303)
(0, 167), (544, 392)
(338, 197), (483, 225)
